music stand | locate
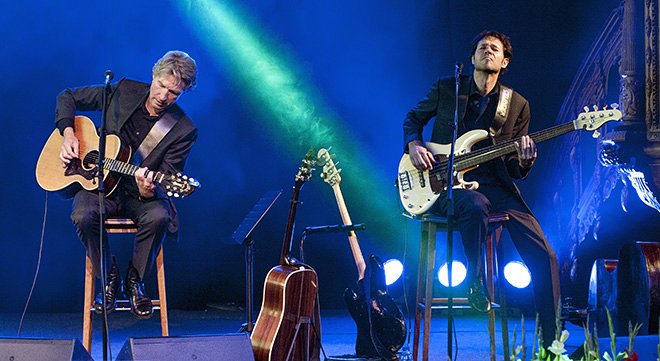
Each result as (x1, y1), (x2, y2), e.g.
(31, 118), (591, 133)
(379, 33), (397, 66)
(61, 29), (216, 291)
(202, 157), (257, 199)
(231, 190), (282, 333)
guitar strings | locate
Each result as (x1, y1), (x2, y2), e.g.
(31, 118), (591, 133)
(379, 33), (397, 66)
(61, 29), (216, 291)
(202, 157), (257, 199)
(420, 121), (575, 178)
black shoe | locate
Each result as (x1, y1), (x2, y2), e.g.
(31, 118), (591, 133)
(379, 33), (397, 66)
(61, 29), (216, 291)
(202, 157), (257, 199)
(94, 256), (122, 314)
(125, 261), (153, 319)
(467, 278), (491, 313)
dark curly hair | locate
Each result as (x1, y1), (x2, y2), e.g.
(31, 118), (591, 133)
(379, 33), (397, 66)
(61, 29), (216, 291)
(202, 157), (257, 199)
(470, 30), (513, 74)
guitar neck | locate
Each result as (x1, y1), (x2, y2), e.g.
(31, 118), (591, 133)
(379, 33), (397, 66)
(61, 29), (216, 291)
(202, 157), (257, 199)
(91, 153), (165, 185)
(455, 121), (576, 171)
(280, 184), (301, 265)
(331, 184), (366, 280)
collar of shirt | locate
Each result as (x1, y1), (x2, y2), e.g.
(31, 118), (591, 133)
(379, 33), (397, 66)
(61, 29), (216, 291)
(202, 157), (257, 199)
(469, 78), (500, 99)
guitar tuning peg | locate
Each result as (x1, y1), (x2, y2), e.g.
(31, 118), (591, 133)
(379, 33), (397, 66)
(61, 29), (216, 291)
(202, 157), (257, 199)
(584, 106), (590, 112)
(167, 191), (173, 197)
(593, 105), (599, 111)
(189, 178), (195, 182)
(603, 104), (608, 109)
(592, 130), (601, 138)
(320, 172), (325, 178)
(611, 103), (619, 109)
(337, 168), (342, 173)
(183, 175), (188, 180)
(174, 193), (180, 198)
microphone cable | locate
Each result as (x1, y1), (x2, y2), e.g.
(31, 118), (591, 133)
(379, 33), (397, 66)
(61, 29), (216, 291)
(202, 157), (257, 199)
(17, 192), (48, 336)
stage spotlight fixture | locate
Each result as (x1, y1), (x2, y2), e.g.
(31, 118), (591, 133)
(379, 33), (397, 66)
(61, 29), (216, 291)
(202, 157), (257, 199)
(383, 259), (403, 286)
(503, 261), (531, 288)
(437, 261), (467, 287)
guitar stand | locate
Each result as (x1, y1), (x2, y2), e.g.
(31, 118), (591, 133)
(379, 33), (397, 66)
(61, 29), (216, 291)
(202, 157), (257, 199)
(284, 316), (314, 361)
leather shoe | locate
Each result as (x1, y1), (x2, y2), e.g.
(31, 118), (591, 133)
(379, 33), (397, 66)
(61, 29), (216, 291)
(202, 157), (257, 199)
(94, 256), (122, 314)
(467, 277), (491, 313)
(125, 261), (153, 319)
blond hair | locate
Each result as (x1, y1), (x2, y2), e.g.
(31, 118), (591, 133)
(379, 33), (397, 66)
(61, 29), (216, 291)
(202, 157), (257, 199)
(152, 50), (197, 91)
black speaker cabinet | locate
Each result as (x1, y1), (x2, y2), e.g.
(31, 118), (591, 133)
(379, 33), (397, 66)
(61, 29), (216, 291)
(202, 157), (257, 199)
(116, 333), (255, 361)
(0, 338), (93, 361)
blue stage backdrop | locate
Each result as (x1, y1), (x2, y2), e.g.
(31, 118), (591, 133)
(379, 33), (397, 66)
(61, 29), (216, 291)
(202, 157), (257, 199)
(0, 0), (618, 313)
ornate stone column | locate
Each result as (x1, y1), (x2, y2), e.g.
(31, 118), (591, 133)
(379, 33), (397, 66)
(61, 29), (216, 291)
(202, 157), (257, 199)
(645, 0), (660, 194)
(603, 0), (660, 212)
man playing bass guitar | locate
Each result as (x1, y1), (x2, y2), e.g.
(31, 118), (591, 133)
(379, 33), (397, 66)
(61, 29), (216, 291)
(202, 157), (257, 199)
(403, 30), (560, 349)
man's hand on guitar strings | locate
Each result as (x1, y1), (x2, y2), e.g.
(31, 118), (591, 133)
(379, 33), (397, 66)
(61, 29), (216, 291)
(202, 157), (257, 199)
(59, 127), (79, 166)
(136, 167), (155, 198)
(514, 135), (537, 169)
(408, 140), (436, 170)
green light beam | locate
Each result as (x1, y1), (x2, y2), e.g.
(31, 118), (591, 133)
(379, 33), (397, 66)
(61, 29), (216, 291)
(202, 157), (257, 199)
(174, 0), (403, 246)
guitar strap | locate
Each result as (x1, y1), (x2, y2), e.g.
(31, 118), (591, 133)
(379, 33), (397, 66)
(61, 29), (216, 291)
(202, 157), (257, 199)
(489, 84), (512, 137)
(131, 112), (177, 166)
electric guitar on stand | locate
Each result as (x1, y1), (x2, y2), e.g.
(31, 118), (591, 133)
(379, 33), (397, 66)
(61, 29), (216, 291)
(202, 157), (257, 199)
(251, 149), (320, 361)
(397, 105), (622, 215)
(317, 148), (406, 360)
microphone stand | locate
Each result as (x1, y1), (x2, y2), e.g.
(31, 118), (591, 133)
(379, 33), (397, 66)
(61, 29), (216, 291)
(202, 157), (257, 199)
(445, 62), (463, 361)
(97, 70), (113, 361)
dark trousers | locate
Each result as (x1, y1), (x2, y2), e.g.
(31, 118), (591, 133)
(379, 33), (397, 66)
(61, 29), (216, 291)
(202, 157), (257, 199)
(431, 184), (561, 348)
(71, 190), (170, 280)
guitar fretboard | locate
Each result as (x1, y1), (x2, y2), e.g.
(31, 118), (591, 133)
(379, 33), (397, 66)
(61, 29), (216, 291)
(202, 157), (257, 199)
(453, 121), (576, 171)
(85, 152), (164, 183)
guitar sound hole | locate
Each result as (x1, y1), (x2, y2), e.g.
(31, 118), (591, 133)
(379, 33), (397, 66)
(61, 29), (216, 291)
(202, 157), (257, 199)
(83, 151), (99, 167)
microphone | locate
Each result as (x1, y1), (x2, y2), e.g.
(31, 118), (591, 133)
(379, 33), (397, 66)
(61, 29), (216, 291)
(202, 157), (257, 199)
(455, 62), (463, 76)
(304, 223), (366, 233)
(104, 70), (113, 85)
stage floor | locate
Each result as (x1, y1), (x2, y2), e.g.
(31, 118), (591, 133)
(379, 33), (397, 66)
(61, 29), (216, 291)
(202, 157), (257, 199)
(0, 307), (586, 360)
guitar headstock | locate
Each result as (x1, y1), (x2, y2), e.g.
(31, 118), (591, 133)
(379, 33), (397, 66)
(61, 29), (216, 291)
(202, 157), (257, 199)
(317, 148), (341, 187)
(160, 172), (201, 198)
(574, 104), (623, 136)
(294, 148), (316, 186)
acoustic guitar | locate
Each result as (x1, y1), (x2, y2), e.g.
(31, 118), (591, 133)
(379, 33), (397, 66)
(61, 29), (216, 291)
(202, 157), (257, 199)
(251, 149), (320, 361)
(317, 148), (406, 360)
(397, 105), (622, 215)
(35, 115), (199, 198)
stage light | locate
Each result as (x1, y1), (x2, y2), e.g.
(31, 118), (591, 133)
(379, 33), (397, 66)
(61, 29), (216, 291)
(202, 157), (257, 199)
(503, 261), (531, 288)
(383, 259), (403, 286)
(437, 261), (467, 287)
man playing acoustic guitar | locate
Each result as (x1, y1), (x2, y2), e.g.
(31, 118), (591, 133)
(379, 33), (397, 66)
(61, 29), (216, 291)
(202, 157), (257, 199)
(55, 51), (198, 319)
(403, 30), (560, 349)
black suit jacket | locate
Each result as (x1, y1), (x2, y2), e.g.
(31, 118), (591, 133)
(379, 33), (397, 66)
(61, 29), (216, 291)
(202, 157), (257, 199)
(55, 78), (198, 236)
(403, 75), (532, 203)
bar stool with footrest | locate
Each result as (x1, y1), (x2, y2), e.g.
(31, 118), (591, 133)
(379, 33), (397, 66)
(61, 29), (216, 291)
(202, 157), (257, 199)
(81, 217), (169, 353)
(412, 212), (510, 361)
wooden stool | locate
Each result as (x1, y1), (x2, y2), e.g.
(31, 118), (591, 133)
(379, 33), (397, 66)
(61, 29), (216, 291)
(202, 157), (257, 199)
(412, 213), (510, 361)
(82, 218), (169, 353)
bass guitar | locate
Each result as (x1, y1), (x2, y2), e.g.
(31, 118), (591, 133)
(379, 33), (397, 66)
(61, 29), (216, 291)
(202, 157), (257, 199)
(35, 115), (199, 198)
(397, 105), (622, 215)
(251, 149), (320, 361)
(317, 148), (406, 360)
